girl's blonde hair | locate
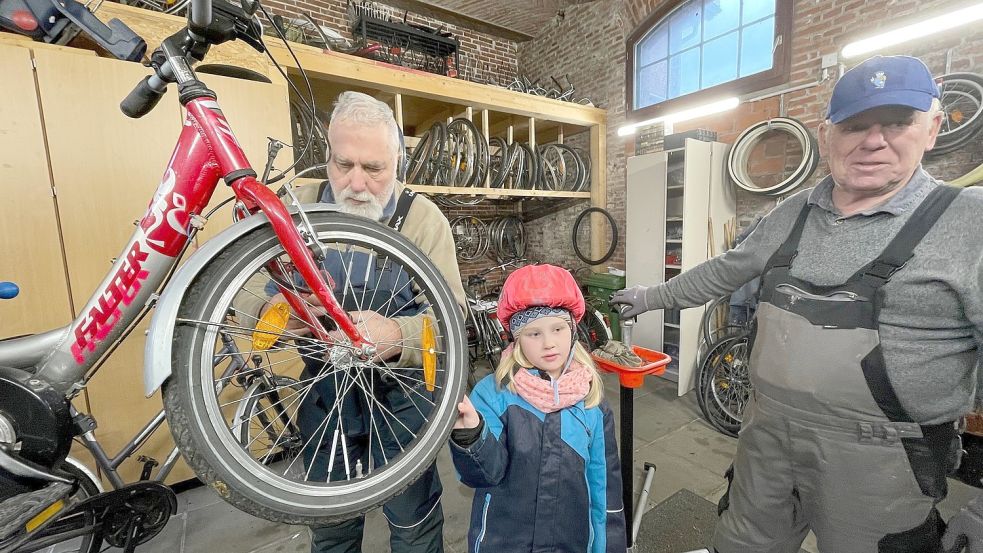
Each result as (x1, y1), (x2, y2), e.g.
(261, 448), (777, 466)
(494, 336), (605, 409)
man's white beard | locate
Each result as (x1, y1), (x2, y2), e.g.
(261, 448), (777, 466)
(335, 186), (389, 221)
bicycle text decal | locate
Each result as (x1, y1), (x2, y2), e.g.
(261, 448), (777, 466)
(71, 241), (150, 363)
(141, 168), (190, 256)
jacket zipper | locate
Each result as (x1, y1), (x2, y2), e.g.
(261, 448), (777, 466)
(585, 473), (594, 550)
(476, 492), (491, 552)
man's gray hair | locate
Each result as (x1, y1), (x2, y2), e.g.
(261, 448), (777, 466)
(329, 91), (401, 162)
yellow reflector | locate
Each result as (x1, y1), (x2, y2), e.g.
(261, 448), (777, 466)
(422, 317), (436, 392)
(26, 499), (65, 533)
(252, 302), (291, 351)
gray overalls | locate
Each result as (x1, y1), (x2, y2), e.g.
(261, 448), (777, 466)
(714, 186), (962, 553)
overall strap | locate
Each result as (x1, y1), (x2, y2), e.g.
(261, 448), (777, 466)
(854, 185), (960, 291)
(762, 201), (813, 273)
(387, 187), (417, 231)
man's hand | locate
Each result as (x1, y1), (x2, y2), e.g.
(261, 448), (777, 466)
(454, 395), (480, 430)
(610, 285), (654, 319)
(329, 310), (403, 361)
(943, 496), (983, 553)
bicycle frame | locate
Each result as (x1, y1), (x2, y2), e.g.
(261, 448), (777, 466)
(0, 90), (369, 397)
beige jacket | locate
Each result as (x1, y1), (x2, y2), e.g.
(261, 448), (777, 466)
(236, 181), (465, 368)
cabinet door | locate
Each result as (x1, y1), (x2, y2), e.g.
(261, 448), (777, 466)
(625, 152), (666, 353)
(33, 50), (295, 487)
(33, 48), (188, 484)
(0, 44), (74, 337)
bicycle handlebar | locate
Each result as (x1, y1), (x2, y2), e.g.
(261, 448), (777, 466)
(120, 75), (168, 119)
(190, 0), (213, 31)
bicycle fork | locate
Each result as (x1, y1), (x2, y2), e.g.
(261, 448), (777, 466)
(230, 177), (375, 354)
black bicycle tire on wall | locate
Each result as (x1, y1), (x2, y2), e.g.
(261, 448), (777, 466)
(572, 207), (618, 265)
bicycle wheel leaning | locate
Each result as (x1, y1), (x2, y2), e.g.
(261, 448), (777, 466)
(163, 211), (467, 525)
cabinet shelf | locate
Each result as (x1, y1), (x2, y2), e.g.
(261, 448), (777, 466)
(664, 322), (680, 329)
(407, 185), (590, 199)
(666, 264), (682, 269)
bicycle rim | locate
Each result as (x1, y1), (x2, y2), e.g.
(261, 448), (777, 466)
(164, 211), (466, 524)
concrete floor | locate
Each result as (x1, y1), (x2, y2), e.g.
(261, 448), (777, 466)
(63, 371), (978, 553)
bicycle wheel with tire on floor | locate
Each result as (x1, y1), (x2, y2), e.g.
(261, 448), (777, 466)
(162, 211), (467, 525)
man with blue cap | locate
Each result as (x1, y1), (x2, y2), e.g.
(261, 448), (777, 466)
(614, 55), (983, 552)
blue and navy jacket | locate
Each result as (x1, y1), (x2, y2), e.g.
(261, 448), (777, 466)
(449, 374), (627, 553)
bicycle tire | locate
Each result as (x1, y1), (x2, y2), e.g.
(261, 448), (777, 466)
(289, 98), (329, 180)
(577, 308), (611, 351)
(162, 211), (467, 525)
(696, 335), (747, 438)
(571, 207), (618, 265)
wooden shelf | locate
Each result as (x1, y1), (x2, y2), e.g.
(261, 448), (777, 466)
(407, 185), (590, 198)
(267, 43), (605, 127)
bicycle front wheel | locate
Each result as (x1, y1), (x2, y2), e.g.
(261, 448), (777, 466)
(163, 211), (467, 525)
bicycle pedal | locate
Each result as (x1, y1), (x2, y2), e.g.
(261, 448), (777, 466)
(137, 456), (159, 481)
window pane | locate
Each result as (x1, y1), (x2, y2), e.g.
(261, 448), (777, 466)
(739, 16), (774, 77)
(702, 31), (738, 88)
(703, 0), (740, 40)
(742, 0), (775, 24)
(669, 1), (702, 55)
(637, 25), (669, 66)
(636, 60), (669, 109)
(668, 47), (701, 98)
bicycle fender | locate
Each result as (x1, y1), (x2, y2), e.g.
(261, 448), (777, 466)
(143, 203), (340, 397)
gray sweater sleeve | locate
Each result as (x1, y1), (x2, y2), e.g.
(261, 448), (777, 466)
(647, 191), (810, 310)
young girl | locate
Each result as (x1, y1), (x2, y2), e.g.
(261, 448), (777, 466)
(450, 264), (627, 553)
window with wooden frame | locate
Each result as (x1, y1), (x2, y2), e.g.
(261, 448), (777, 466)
(627, 0), (792, 120)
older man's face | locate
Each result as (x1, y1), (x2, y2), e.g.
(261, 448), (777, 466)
(819, 105), (943, 197)
(327, 120), (397, 220)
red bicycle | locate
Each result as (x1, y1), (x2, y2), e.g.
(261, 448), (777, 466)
(0, 0), (466, 542)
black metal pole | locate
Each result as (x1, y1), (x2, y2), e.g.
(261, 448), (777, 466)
(621, 384), (634, 546)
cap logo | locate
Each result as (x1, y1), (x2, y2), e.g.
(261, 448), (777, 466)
(870, 71), (887, 89)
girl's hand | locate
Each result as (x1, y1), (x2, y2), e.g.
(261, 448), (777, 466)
(454, 395), (480, 429)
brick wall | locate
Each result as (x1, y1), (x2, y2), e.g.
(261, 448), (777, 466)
(518, 0), (628, 270)
(518, 0), (983, 267)
(261, 0), (519, 85)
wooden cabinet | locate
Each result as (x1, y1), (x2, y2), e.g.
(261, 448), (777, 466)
(626, 139), (734, 396)
(0, 37), (293, 485)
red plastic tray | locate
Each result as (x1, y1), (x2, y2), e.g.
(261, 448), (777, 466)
(591, 346), (671, 389)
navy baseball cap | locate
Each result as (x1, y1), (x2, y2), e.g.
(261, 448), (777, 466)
(826, 55), (940, 124)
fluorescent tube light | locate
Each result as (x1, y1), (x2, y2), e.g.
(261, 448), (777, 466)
(841, 2), (983, 59)
(618, 97), (739, 137)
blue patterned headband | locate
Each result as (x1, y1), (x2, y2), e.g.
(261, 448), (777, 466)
(509, 306), (570, 334)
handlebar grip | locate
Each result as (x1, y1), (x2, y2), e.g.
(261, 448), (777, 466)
(0, 282), (20, 300)
(191, 0), (213, 29)
(120, 75), (166, 119)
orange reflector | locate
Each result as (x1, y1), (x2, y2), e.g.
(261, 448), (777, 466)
(26, 499), (65, 533)
(422, 317), (436, 392)
(252, 302), (290, 351)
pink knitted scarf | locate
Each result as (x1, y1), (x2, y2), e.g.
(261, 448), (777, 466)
(510, 350), (593, 413)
